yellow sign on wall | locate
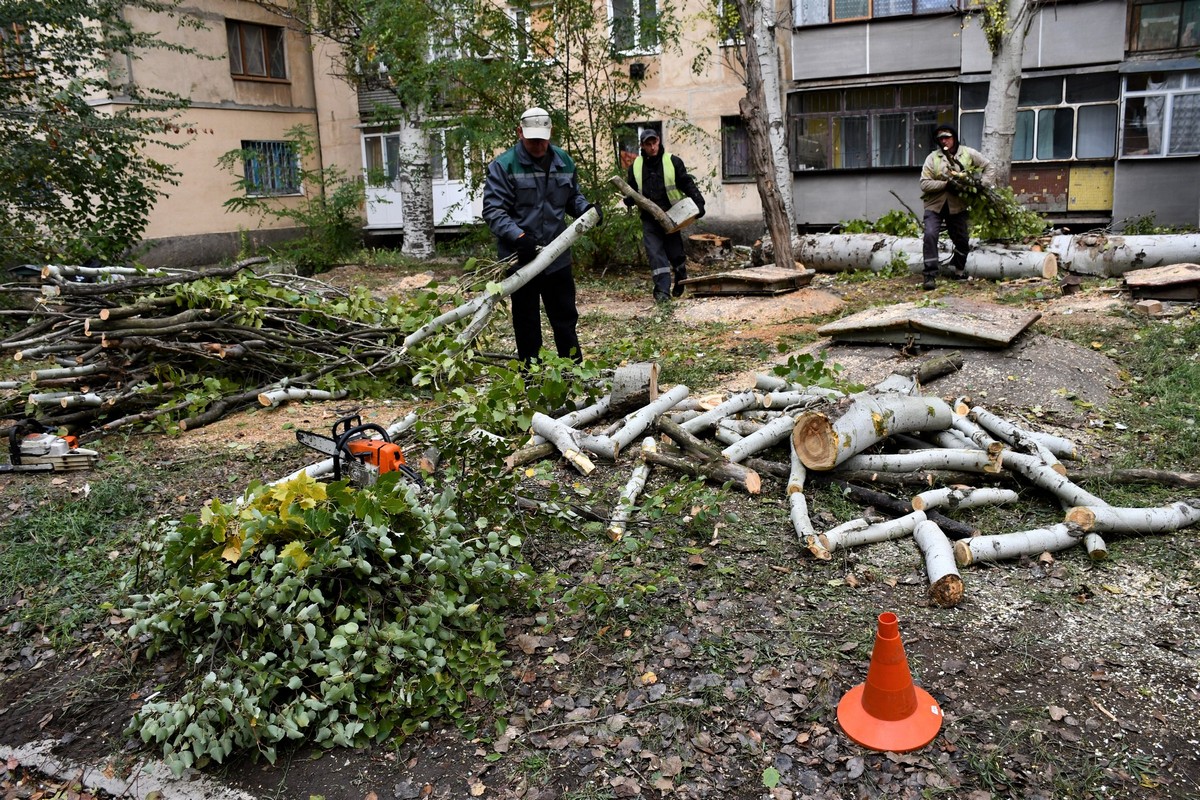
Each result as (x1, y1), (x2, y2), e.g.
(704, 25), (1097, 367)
(1068, 166), (1114, 211)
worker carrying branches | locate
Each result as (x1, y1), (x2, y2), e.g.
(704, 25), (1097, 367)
(918, 124), (996, 290)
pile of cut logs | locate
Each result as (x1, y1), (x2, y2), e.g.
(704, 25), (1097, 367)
(507, 362), (1200, 608)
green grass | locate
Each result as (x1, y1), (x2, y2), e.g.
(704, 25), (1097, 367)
(0, 473), (151, 643)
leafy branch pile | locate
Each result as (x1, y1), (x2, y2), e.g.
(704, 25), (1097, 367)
(0, 259), (494, 435)
(123, 471), (532, 774)
(953, 167), (1048, 241)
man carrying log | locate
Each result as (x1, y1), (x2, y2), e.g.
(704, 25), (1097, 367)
(483, 107), (601, 362)
(624, 128), (706, 303)
(919, 125), (995, 291)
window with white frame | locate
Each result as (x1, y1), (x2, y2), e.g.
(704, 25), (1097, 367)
(1122, 71), (1200, 156)
(958, 74), (1119, 162)
(722, 116), (752, 179)
(1129, 0), (1200, 51)
(430, 129), (468, 182)
(786, 83), (954, 170)
(241, 140), (300, 196)
(794, 0), (957, 25)
(226, 20), (287, 80)
(363, 133), (401, 186)
(610, 0), (658, 53)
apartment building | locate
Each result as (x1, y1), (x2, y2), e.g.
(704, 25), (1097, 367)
(787, 0), (1200, 230)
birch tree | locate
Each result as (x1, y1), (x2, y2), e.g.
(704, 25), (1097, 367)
(978, 0), (1037, 187)
(729, 0), (796, 269)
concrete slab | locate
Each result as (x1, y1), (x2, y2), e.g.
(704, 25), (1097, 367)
(816, 297), (1041, 348)
(678, 265), (815, 297)
(1124, 262), (1200, 300)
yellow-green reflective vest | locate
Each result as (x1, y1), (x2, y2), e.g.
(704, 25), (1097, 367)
(633, 153), (685, 205)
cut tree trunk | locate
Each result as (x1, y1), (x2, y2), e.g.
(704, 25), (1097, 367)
(1048, 233), (1200, 277)
(913, 520), (964, 608)
(530, 412), (596, 475)
(821, 511), (927, 557)
(790, 233), (1057, 279)
(954, 523), (1081, 566)
(644, 451), (761, 495)
(838, 448), (1001, 475)
(911, 486), (1020, 512)
(720, 414), (796, 464)
(681, 391), (761, 434)
(793, 394), (954, 470)
(1064, 500), (1200, 535)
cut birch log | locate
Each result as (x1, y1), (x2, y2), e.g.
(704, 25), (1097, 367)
(950, 416), (1005, 456)
(606, 384), (690, 457)
(611, 362), (658, 411)
(761, 391), (828, 409)
(257, 387), (349, 407)
(1065, 468), (1200, 489)
(680, 391), (761, 434)
(832, 480), (979, 540)
(968, 406), (1065, 475)
(806, 518), (870, 560)
(791, 232), (1057, 279)
(838, 448), (1001, 475)
(1003, 452), (1108, 508)
(525, 395), (613, 450)
(608, 438), (656, 541)
(644, 451), (761, 494)
(404, 206), (599, 350)
(789, 491), (816, 547)
(910, 351), (963, 385)
(530, 412), (596, 475)
(793, 394), (954, 470)
(954, 523), (1082, 566)
(911, 487), (1020, 512)
(1025, 430), (1080, 461)
(720, 414), (796, 463)
(1048, 232), (1200, 277)
(788, 440), (807, 495)
(823, 511), (927, 555)
(608, 175), (700, 233)
(913, 520), (964, 608)
(1064, 500), (1200, 535)
(58, 393), (103, 409)
(713, 427), (742, 446)
(719, 419), (765, 436)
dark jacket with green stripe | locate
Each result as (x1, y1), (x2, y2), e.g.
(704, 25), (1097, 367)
(483, 141), (590, 275)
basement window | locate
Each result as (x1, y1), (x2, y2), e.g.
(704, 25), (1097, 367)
(227, 20), (287, 80)
(241, 140), (301, 196)
(722, 116), (753, 180)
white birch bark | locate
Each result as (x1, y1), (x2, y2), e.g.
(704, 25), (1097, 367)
(1064, 500), (1200, 535)
(954, 522), (1081, 566)
(607, 438), (657, 541)
(806, 518), (870, 560)
(839, 448), (1001, 475)
(528, 395), (613, 448)
(793, 394), (954, 470)
(680, 391), (762, 434)
(257, 388), (348, 407)
(911, 486), (1019, 512)
(530, 413), (596, 475)
(824, 511), (927, 554)
(968, 406), (1064, 474)
(1003, 452), (1107, 508)
(398, 119), (435, 259)
(913, 519), (964, 608)
(606, 384), (690, 455)
(950, 415), (1005, 455)
(720, 413), (795, 463)
(980, 0), (1037, 187)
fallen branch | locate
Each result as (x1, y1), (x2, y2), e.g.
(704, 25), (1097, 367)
(913, 519), (963, 608)
(608, 438), (657, 541)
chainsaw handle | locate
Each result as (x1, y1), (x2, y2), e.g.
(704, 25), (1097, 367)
(331, 422), (391, 481)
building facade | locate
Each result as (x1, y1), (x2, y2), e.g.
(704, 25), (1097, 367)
(788, 0), (1200, 230)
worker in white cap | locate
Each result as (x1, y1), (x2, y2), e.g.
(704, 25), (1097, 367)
(482, 107), (601, 362)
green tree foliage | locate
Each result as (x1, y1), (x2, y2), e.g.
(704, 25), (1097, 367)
(219, 125), (366, 273)
(258, 0), (690, 261)
(0, 0), (194, 265)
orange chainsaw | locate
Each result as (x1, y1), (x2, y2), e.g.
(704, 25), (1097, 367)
(2, 418), (99, 474)
(295, 415), (420, 486)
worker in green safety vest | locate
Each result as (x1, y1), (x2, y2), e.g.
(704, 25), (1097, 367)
(625, 128), (706, 302)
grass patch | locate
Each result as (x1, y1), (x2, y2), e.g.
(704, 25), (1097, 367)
(0, 474), (150, 643)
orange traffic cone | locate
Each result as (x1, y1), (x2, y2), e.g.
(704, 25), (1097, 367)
(837, 612), (942, 752)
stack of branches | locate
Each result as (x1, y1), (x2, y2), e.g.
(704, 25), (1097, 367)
(0, 209), (601, 440)
(509, 356), (1200, 610)
(0, 259), (485, 438)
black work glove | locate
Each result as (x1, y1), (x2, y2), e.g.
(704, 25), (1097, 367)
(586, 203), (604, 226)
(514, 233), (538, 265)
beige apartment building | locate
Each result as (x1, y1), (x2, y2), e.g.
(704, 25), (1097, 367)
(119, 0), (774, 264)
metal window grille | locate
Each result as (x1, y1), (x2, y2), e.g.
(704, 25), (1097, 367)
(242, 140), (300, 196)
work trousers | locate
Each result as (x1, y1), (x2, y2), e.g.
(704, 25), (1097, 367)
(922, 205), (970, 275)
(641, 218), (686, 298)
(510, 266), (581, 363)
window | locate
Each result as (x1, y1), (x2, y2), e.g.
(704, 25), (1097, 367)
(959, 74), (1119, 162)
(610, 0), (658, 53)
(795, 0), (957, 25)
(1, 22), (33, 78)
(613, 121), (661, 169)
(1122, 71), (1200, 156)
(227, 20), (287, 80)
(1130, 0), (1200, 51)
(717, 0), (743, 46)
(786, 83), (954, 170)
(363, 133), (401, 186)
(241, 140), (300, 195)
(431, 129), (467, 182)
(721, 116), (752, 179)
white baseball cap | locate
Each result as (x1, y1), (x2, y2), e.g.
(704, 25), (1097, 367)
(520, 107), (553, 140)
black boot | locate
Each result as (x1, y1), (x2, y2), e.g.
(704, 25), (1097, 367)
(922, 274), (936, 291)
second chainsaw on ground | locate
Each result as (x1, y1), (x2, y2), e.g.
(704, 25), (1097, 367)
(1, 419), (100, 474)
(295, 415), (420, 487)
